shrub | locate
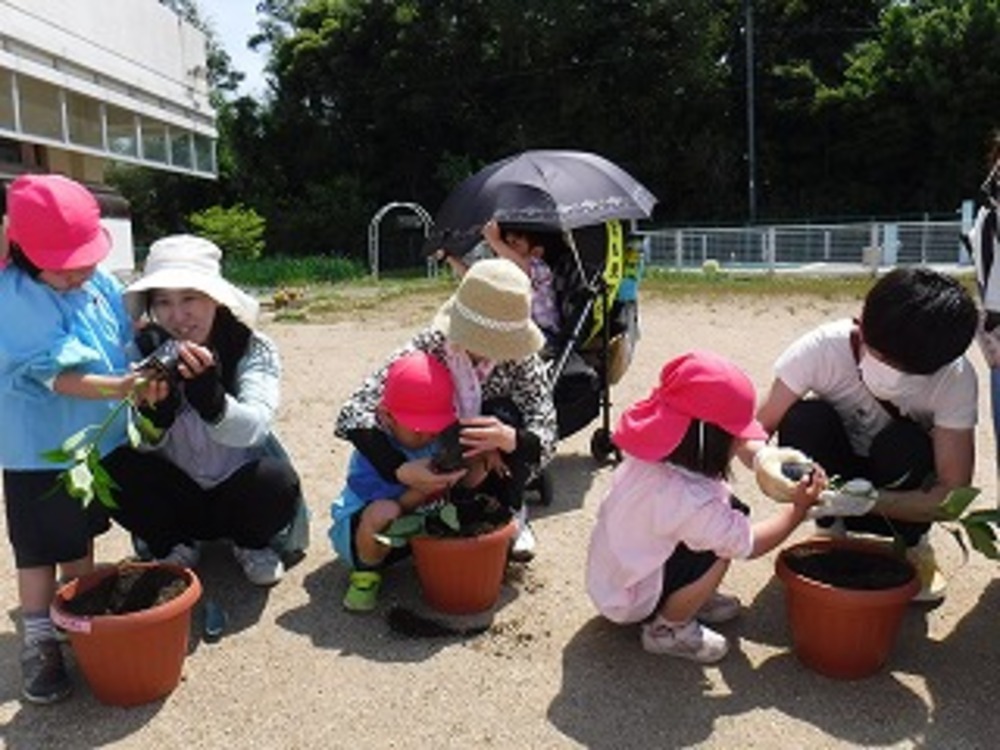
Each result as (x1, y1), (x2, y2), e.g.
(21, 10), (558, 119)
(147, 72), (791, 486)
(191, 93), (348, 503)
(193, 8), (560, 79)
(188, 204), (266, 261)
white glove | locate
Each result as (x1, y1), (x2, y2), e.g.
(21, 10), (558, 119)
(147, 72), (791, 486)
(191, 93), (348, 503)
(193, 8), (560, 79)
(807, 479), (878, 519)
(754, 445), (813, 502)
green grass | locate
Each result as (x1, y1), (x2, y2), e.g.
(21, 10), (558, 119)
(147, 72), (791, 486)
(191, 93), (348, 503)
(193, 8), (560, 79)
(237, 256), (978, 322)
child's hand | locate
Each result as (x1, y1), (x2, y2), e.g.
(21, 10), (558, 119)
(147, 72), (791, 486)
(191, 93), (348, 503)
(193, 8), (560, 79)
(754, 445), (813, 502)
(397, 456), (465, 495)
(482, 219), (502, 245)
(788, 464), (828, 514)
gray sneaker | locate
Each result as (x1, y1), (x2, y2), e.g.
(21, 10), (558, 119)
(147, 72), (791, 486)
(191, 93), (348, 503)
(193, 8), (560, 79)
(232, 545), (284, 586)
(21, 640), (72, 704)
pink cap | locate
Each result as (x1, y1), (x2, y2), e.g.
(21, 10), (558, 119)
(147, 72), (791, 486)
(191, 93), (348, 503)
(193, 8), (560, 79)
(382, 352), (457, 433)
(6, 174), (110, 271)
(613, 350), (767, 462)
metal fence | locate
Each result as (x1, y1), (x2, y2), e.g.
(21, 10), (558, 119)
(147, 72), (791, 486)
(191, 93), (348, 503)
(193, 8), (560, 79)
(636, 219), (970, 271)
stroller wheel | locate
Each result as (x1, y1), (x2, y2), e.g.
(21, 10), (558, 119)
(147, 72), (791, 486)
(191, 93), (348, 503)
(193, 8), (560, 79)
(590, 428), (618, 464)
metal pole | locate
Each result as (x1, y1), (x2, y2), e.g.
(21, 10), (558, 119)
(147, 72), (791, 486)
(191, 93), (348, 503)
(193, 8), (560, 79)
(744, 0), (757, 224)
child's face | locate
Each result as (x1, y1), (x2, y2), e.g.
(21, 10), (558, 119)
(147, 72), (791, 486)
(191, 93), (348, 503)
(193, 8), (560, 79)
(383, 411), (440, 451)
(502, 232), (535, 259)
(39, 264), (97, 291)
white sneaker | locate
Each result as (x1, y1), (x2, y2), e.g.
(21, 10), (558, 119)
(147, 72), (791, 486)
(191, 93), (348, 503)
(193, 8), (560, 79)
(232, 545), (284, 586)
(641, 618), (729, 663)
(160, 542), (201, 569)
(509, 506), (536, 562)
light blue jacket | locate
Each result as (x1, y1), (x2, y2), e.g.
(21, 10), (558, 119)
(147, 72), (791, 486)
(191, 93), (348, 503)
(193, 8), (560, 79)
(0, 266), (132, 469)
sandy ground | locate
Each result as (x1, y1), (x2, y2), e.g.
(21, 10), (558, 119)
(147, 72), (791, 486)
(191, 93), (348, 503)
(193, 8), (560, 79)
(2, 291), (1000, 749)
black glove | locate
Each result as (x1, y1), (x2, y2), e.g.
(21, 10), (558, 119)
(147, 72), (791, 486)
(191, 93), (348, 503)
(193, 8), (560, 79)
(139, 385), (181, 430)
(184, 364), (227, 423)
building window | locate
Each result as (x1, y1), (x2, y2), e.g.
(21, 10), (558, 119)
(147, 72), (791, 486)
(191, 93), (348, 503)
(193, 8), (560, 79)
(0, 69), (14, 131)
(17, 76), (61, 140)
(171, 130), (192, 169)
(106, 105), (137, 157)
(140, 117), (168, 163)
(66, 91), (103, 149)
(194, 133), (215, 174)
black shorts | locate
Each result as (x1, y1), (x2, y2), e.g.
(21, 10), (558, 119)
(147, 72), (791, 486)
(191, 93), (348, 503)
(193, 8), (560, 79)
(650, 496), (751, 618)
(3, 468), (110, 568)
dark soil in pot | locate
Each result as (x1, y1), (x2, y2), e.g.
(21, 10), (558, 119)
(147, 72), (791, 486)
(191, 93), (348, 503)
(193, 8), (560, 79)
(63, 566), (190, 616)
(783, 546), (913, 590)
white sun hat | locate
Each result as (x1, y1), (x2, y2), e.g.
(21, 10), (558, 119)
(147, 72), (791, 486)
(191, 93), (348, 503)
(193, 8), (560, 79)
(124, 234), (259, 325)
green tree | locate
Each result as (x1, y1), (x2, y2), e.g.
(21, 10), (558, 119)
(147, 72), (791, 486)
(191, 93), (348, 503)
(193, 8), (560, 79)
(188, 204), (267, 261)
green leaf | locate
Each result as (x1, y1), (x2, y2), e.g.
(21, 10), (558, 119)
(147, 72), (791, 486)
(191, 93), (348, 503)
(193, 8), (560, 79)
(382, 514), (425, 539)
(126, 418), (142, 448)
(962, 509), (1000, 526)
(133, 411), (164, 443)
(964, 522), (1000, 560)
(40, 448), (73, 464)
(439, 503), (460, 532)
(935, 487), (981, 521)
(66, 463), (95, 507)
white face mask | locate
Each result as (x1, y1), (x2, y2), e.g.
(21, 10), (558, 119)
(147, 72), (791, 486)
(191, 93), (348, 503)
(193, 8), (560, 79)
(859, 353), (920, 401)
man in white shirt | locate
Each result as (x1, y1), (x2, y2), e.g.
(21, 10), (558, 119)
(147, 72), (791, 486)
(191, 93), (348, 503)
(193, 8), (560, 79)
(756, 267), (979, 602)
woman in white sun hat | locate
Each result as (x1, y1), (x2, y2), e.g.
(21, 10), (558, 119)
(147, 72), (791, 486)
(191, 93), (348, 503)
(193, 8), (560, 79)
(110, 234), (306, 586)
(335, 258), (557, 562)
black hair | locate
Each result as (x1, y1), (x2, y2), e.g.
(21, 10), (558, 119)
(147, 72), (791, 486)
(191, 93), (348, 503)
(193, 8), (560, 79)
(665, 418), (734, 480)
(497, 224), (568, 264)
(7, 242), (42, 279)
(860, 267), (977, 374)
(207, 305), (252, 394)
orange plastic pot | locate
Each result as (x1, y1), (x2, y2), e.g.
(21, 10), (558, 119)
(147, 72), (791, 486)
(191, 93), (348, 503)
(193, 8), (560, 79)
(775, 538), (918, 680)
(51, 562), (202, 706)
(410, 520), (515, 615)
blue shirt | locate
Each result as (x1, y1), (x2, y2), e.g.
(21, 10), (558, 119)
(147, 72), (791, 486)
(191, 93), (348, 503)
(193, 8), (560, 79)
(0, 266), (133, 469)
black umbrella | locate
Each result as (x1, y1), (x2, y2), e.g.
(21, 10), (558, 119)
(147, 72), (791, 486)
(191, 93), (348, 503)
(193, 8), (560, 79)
(429, 150), (657, 252)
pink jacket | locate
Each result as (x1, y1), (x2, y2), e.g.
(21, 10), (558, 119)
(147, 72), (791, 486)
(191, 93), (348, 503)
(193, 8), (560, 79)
(586, 456), (754, 623)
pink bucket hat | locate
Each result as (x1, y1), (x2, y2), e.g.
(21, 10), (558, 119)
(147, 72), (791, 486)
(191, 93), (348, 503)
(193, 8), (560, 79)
(5, 174), (110, 270)
(613, 350), (767, 462)
(382, 352), (457, 433)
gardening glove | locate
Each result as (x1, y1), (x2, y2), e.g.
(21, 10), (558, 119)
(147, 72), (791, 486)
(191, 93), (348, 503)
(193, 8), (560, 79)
(139, 384), (181, 431)
(754, 445), (813, 502)
(183, 363), (227, 423)
(807, 479), (878, 519)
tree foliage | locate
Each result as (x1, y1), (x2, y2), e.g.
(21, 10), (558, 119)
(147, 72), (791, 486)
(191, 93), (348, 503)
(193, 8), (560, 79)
(123, 1), (1000, 263)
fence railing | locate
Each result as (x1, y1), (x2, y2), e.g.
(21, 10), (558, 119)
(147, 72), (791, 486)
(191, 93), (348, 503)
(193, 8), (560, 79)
(636, 219), (971, 271)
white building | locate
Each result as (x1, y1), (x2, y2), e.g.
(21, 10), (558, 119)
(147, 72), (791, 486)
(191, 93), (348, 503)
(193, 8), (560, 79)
(0, 0), (218, 270)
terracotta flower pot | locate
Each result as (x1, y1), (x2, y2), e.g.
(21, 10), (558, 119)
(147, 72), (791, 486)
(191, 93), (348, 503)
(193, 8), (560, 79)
(51, 562), (202, 706)
(775, 537), (919, 680)
(410, 519), (516, 615)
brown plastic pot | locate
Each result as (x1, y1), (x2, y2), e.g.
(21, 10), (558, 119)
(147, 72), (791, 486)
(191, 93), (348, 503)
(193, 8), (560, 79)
(410, 519), (515, 615)
(51, 562), (202, 706)
(775, 537), (918, 680)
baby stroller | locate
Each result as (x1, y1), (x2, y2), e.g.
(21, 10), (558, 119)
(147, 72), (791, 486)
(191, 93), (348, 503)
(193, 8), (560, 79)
(531, 219), (644, 503)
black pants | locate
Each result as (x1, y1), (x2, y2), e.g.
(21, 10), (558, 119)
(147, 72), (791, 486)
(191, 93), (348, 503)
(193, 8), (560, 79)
(777, 399), (932, 546)
(104, 447), (300, 558)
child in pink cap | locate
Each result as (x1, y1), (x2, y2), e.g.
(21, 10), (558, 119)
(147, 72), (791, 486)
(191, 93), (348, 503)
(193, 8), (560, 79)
(0, 175), (144, 703)
(330, 351), (475, 612)
(586, 350), (826, 663)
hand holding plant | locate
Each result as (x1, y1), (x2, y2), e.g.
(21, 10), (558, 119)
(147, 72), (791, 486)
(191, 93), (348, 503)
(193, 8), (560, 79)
(42, 374), (166, 509)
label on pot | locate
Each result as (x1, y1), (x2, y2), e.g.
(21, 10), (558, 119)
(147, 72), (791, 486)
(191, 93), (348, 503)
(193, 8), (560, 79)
(50, 606), (92, 634)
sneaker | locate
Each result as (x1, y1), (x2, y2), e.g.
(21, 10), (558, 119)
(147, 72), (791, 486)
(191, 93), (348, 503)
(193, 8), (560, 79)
(696, 592), (742, 624)
(160, 542), (201, 569)
(232, 545), (284, 586)
(641, 618), (729, 663)
(509, 506), (536, 563)
(342, 570), (382, 612)
(906, 539), (947, 603)
(21, 640), (72, 704)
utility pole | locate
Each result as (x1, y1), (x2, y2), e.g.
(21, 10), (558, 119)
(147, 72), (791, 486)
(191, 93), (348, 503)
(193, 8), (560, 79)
(744, 0), (757, 224)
